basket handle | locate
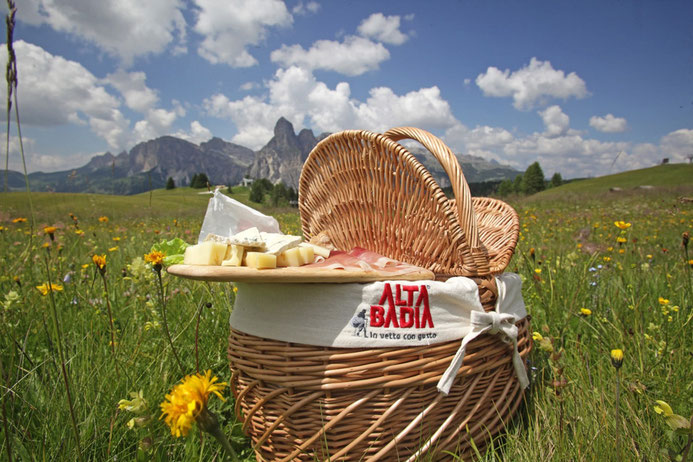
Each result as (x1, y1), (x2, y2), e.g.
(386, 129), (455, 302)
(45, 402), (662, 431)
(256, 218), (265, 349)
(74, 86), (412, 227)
(383, 127), (490, 274)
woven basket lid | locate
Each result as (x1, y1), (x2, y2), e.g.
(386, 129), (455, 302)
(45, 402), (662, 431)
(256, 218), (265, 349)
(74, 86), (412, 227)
(299, 127), (519, 277)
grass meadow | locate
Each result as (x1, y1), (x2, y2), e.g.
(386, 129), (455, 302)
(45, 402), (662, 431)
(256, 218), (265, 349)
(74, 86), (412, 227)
(0, 175), (691, 461)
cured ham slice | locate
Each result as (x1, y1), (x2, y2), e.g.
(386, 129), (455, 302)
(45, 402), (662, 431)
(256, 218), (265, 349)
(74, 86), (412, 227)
(305, 247), (425, 276)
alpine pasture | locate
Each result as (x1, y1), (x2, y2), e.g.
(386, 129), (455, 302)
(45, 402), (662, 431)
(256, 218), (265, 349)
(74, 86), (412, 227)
(1, 171), (691, 460)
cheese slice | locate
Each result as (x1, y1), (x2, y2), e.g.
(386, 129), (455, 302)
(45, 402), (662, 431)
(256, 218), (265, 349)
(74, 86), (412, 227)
(184, 241), (228, 265)
(260, 232), (302, 255)
(277, 247), (302, 267)
(221, 245), (245, 266)
(297, 246), (315, 265)
(246, 252), (277, 269)
(204, 233), (230, 244)
(299, 242), (330, 259)
(229, 227), (266, 250)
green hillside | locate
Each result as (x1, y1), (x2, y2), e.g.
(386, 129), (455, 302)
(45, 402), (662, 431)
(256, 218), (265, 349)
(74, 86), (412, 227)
(0, 185), (304, 235)
(532, 163), (693, 200)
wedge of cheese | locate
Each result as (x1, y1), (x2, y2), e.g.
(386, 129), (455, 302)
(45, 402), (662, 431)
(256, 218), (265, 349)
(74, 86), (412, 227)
(183, 241), (228, 265)
(246, 252), (277, 269)
(227, 227), (266, 249)
(276, 246), (315, 267)
(260, 232), (302, 255)
(221, 245), (245, 267)
(277, 247), (301, 267)
(298, 246), (314, 265)
(299, 242), (330, 259)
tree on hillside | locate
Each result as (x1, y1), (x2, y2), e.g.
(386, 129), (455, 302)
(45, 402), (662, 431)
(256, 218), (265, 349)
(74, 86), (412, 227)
(270, 182), (288, 207)
(287, 186), (298, 204)
(513, 174), (524, 194)
(249, 180), (265, 203)
(523, 162), (546, 195)
(497, 179), (513, 197)
(550, 172), (563, 188)
(166, 177), (175, 190)
(256, 178), (273, 194)
(190, 173), (209, 188)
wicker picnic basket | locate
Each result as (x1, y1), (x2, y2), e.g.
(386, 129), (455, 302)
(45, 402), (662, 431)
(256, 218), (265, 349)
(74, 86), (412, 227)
(228, 127), (531, 460)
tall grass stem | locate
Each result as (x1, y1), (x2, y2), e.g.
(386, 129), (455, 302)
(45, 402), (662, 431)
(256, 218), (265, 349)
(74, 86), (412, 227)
(0, 352), (12, 462)
(99, 273), (121, 378)
(43, 253), (83, 461)
(156, 269), (184, 374)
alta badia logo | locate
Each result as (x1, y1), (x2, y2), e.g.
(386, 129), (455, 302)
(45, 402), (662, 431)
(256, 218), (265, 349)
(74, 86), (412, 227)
(351, 283), (437, 342)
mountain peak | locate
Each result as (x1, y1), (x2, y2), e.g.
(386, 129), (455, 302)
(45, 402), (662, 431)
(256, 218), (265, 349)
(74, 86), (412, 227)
(274, 117), (295, 137)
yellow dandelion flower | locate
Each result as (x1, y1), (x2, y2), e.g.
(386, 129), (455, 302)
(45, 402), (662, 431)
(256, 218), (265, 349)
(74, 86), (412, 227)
(658, 297), (669, 306)
(0, 226), (5, 232)
(108, 246), (119, 252)
(81, 263), (90, 269)
(75, 229), (84, 235)
(93, 254), (107, 270)
(610, 349), (624, 369)
(112, 237), (121, 242)
(580, 308), (592, 316)
(534, 268), (542, 274)
(12, 217), (27, 223)
(616, 236), (627, 243)
(36, 282), (64, 296)
(160, 370), (227, 437)
(603, 256), (611, 262)
(43, 226), (57, 235)
(144, 250), (165, 266)
(614, 221), (631, 230)
(532, 332), (543, 341)
(98, 216), (109, 223)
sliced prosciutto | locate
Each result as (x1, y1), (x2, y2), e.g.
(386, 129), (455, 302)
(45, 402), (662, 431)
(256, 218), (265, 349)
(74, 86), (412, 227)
(304, 247), (425, 276)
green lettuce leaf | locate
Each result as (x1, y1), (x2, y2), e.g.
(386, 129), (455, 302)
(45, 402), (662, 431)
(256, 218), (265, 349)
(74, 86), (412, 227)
(151, 238), (190, 265)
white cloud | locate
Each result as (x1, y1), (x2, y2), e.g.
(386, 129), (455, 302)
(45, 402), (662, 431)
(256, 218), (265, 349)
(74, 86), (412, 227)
(204, 66), (458, 148)
(173, 121), (214, 144)
(292, 1), (320, 16)
(132, 108), (181, 143)
(270, 36), (389, 76)
(0, 41), (195, 153)
(659, 129), (693, 162)
(205, 94), (283, 148)
(357, 13), (409, 45)
(0, 41), (130, 150)
(539, 105), (570, 138)
(476, 58), (589, 110)
(443, 120), (692, 178)
(30, 151), (99, 173)
(4, 135), (103, 173)
(356, 86), (457, 131)
(19, 0), (187, 66)
(589, 113), (628, 133)
(104, 70), (159, 113)
(240, 81), (260, 91)
(89, 109), (130, 150)
(193, 0), (292, 67)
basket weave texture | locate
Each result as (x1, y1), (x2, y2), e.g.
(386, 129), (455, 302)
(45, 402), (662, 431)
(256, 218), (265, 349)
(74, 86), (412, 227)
(228, 127), (531, 460)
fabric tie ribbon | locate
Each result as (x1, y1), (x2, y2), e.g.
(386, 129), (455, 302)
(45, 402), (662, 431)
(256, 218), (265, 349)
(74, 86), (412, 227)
(437, 290), (530, 395)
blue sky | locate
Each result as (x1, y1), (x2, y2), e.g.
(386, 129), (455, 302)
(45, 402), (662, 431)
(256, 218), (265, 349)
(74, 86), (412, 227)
(4, 0), (692, 178)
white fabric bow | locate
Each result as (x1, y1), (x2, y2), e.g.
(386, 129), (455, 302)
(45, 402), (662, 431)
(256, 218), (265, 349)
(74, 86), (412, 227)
(436, 280), (530, 395)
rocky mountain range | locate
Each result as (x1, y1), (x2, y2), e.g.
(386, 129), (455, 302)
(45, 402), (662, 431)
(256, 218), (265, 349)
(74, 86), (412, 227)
(4, 118), (520, 195)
